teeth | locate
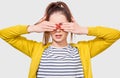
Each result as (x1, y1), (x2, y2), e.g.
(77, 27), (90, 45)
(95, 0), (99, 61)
(55, 35), (62, 37)
(56, 35), (61, 36)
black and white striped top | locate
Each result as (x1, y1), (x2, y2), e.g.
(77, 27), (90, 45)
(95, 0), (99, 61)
(37, 44), (84, 78)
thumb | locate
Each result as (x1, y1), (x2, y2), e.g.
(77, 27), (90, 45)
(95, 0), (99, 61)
(34, 16), (46, 25)
(40, 16), (46, 22)
(71, 17), (76, 23)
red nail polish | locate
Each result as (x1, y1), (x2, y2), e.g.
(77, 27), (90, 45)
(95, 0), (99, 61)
(59, 23), (62, 25)
(56, 24), (61, 29)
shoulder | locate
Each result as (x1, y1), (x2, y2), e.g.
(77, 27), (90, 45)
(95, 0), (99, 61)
(70, 41), (89, 48)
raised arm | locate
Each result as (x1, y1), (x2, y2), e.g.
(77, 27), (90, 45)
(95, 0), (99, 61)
(0, 19), (56, 58)
(87, 26), (120, 58)
(61, 21), (120, 58)
(0, 25), (38, 58)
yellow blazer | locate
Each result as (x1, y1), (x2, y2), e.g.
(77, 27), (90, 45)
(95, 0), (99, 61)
(0, 25), (120, 78)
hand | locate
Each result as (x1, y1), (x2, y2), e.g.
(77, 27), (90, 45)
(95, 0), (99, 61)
(61, 18), (88, 35)
(28, 17), (56, 33)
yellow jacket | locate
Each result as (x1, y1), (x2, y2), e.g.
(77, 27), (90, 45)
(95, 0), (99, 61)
(0, 25), (120, 78)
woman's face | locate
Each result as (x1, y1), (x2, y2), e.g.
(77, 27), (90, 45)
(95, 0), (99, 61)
(49, 12), (68, 43)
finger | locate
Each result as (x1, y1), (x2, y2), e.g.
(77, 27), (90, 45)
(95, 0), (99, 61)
(47, 24), (56, 28)
(62, 23), (71, 25)
(61, 23), (74, 28)
(61, 25), (72, 29)
(40, 16), (46, 22)
(62, 27), (73, 30)
(47, 22), (56, 26)
(61, 27), (73, 33)
(43, 25), (56, 30)
(43, 28), (55, 32)
(43, 21), (56, 27)
(63, 29), (72, 32)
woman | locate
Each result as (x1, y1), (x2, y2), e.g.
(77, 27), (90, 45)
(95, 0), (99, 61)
(0, 1), (120, 78)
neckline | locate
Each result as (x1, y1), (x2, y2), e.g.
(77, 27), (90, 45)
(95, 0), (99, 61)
(49, 44), (70, 49)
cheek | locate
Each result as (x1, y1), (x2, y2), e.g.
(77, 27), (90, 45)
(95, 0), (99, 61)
(50, 30), (56, 34)
(63, 32), (68, 38)
(50, 31), (56, 38)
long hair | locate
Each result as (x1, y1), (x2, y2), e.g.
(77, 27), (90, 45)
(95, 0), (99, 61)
(36, 1), (73, 45)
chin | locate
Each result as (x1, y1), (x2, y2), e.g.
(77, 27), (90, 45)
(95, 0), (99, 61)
(54, 39), (63, 43)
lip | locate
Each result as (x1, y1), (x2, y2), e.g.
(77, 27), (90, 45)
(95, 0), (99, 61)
(55, 34), (62, 39)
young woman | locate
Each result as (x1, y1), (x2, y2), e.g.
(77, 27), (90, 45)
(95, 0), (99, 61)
(0, 1), (120, 78)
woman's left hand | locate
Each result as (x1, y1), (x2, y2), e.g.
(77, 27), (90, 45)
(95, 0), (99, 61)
(61, 19), (88, 35)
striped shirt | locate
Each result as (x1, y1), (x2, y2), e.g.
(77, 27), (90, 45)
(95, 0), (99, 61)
(37, 44), (84, 78)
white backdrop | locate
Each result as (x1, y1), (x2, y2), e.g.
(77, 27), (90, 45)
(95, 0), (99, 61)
(0, 0), (120, 78)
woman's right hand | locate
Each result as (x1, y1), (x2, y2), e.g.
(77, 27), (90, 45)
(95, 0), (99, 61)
(27, 17), (56, 33)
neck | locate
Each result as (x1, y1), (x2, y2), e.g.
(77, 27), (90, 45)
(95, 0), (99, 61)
(51, 41), (68, 48)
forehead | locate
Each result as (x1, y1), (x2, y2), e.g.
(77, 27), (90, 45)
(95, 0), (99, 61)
(49, 12), (68, 24)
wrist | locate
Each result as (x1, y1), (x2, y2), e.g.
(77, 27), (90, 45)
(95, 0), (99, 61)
(27, 25), (36, 33)
(79, 27), (88, 35)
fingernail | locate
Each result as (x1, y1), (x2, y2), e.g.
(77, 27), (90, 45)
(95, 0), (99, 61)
(59, 23), (62, 25)
(56, 24), (61, 29)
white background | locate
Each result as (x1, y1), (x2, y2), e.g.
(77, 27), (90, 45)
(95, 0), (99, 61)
(0, 0), (120, 78)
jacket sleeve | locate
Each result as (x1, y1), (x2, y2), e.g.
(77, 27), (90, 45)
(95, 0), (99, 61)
(85, 26), (120, 58)
(0, 25), (40, 58)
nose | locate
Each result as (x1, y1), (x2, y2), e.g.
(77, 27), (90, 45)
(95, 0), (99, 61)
(55, 23), (62, 32)
(56, 28), (61, 32)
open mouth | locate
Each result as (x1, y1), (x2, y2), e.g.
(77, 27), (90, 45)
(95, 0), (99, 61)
(55, 34), (62, 39)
